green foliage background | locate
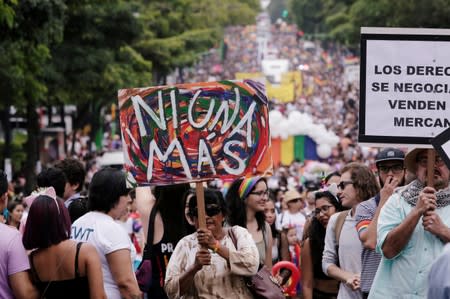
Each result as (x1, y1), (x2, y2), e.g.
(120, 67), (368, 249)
(288, 0), (450, 45)
(0, 0), (258, 191)
(2, 0), (450, 190)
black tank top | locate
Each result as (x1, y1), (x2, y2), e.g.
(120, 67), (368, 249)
(148, 226), (176, 299)
(30, 242), (90, 299)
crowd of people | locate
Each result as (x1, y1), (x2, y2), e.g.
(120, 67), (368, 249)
(1, 146), (449, 299)
(1, 21), (450, 299)
(57, 22), (366, 187)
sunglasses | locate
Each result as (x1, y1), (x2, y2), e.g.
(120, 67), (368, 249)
(190, 205), (222, 217)
(378, 164), (404, 174)
(337, 181), (353, 190)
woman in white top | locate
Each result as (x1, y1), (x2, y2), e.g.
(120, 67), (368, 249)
(71, 168), (141, 299)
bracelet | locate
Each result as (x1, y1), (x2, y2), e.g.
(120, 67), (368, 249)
(213, 240), (220, 253)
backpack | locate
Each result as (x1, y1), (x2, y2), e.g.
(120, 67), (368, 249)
(334, 210), (350, 265)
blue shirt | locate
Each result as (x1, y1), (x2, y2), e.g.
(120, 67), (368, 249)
(369, 188), (450, 299)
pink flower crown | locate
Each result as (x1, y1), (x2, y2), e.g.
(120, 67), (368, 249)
(316, 183), (340, 203)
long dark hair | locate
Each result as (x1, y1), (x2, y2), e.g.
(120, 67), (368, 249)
(153, 183), (190, 244)
(226, 177), (267, 232)
(307, 191), (344, 274)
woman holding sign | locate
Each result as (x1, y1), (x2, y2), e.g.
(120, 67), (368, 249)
(164, 189), (259, 298)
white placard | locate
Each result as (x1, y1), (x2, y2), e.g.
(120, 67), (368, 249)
(359, 28), (450, 145)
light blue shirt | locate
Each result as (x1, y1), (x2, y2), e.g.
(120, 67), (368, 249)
(369, 189), (450, 299)
(428, 244), (450, 299)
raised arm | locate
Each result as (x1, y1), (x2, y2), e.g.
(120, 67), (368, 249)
(135, 186), (154, 242)
(358, 178), (399, 250)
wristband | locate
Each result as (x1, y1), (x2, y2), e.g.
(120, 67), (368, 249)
(213, 240), (220, 253)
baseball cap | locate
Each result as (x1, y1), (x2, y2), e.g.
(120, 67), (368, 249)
(375, 148), (405, 165)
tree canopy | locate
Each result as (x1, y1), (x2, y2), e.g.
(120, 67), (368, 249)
(0, 0), (259, 190)
(289, 0), (450, 46)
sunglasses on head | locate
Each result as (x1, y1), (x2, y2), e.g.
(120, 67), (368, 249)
(190, 205), (222, 217)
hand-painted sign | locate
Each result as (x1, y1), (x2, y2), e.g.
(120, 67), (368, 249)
(118, 80), (273, 185)
(359, 27), (450, 145)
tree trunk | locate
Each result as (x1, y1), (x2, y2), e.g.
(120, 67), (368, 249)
(24, 102), (39, 194)
(0, 108), (11, 170)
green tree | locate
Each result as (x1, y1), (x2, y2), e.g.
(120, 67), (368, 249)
(0, 0), (17, 28)
(45, 1), (152, 154)
(135, 0), (259, 83)
(1, 0), (260, 188)
(289, 0), (450, 46)
(0, 0), (65, 191)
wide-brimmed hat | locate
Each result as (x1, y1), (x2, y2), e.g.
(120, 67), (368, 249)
(284, 189), (302, 203)
(404, 148), (427, 173)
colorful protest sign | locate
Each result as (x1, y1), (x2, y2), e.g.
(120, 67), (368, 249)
(118, 80), (273, 186)
(359, 27), (450, 145)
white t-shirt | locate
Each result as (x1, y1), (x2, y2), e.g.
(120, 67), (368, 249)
(71, 211), (135, 299)
(280, 211), (306, 240)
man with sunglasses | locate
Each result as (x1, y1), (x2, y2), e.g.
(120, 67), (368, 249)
(369, 148), (450, 299)
(354, 148), (406, 298)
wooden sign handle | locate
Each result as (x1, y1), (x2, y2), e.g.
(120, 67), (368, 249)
(427, 149), (435, 187)
(195, 182), (206, 230)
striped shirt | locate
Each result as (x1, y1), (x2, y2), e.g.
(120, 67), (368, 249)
(355, 196), (382, 293)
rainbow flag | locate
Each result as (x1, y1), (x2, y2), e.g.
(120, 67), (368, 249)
(343, 56), (359, 66)
(271, 135), (319, 166)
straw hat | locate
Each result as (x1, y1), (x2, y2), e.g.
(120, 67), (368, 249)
(404, 148), (427, 173)
(284, 189), (302, 203)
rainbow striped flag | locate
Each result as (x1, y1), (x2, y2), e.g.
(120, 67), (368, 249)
(271, 135), (319, 166)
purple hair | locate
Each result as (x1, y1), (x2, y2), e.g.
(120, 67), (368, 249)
(22, 195), (71, 250)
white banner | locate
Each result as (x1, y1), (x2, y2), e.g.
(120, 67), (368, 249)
(359, 27), (450, 145)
